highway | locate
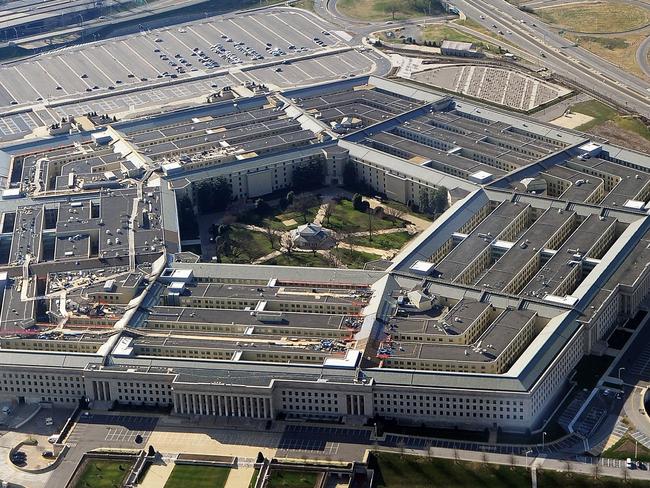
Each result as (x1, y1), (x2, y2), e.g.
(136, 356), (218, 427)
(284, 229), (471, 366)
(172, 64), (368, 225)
(447, 0), (650, 116)
(312, 0), (650, 117)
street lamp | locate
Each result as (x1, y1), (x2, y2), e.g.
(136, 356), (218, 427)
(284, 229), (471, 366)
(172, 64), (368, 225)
(542, 431), (547, 450)
(525, 449), (533, 468)
(619, 367), (626, 381)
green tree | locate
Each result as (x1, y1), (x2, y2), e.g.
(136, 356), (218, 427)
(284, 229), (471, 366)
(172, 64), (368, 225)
(343, 161), (358, 187)
(176, 195), (199, 239)
(196, 177), (232, 214)
(352, 193), (364, 211)
(432, 186), (448, 213)
(419, 190), (431, 215)
(292, 161), (325, 191)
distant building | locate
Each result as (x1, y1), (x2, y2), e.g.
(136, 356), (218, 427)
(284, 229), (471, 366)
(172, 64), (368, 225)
(440, 40), (481, 57)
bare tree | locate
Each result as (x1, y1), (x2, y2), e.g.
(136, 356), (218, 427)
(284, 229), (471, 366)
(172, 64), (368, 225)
(481, 451), (488, 466)
(509, 453), (516, 468)
(323, 201), (334, 226)
(453, 448), (460, 464)
(366, 209), (377, 241)
(282, 234), (296, 256)
(291, 193), (319, 224)
(263, 225), (278, 250)
(592, 462), (600, 479)
(565, 460), (572, 474)
(384, 205), (405, 220)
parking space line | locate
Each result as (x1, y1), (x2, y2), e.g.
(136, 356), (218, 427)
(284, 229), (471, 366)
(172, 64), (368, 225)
(13, 67), (43, 100)
(121, 41), (160, 75)
(58, 55), (93, 89)
(271, 13), (323, 45)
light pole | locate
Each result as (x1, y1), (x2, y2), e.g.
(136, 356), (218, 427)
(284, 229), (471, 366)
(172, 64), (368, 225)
(619, 367), (626, 381)
(525, 449), (533, 468)
(542, 431), (547, 450)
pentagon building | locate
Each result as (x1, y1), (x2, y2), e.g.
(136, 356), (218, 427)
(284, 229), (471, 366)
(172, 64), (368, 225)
(0, 76), (648, 434)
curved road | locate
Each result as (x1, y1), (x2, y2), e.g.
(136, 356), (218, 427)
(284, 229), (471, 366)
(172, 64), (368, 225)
(637, 36), (650, 78)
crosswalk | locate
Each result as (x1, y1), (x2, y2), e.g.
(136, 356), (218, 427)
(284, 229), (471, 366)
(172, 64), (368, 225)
(631, 431), (650, 449)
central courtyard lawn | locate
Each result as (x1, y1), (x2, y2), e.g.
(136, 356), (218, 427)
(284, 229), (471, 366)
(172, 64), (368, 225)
(263, 252), (331, 267)
(325, 199), (403, 233)
(219, 227), (275, 264)
(333, 248), (382, 269)
(74, 459), (133, 488)
(350, 231), (413, 250)
(164, 465), (231, 488)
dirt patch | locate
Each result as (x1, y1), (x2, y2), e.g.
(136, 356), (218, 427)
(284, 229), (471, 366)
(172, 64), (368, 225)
(587, 120), (650, 154)
(551, 112), (594, 129)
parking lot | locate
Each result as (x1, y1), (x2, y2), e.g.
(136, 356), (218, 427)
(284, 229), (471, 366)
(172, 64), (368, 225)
(66, 413), (158, 446)
(0, 8), (348, 110)
(0, 8), (383, 144)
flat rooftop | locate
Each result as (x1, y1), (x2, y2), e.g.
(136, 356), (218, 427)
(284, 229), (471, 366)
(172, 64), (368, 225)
(434, 201), (528, 280)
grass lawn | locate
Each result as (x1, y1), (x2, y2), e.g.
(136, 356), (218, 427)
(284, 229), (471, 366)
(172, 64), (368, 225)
(240, 207), (319, 231)
(219, 227), (275, 264)
(534, 2), (650, 33)
(422, 24), (499, 52)
(455, 19), (515, 48)
(293, 0), (315, 12)
(538, 470), (650, 487)
(350, 231), (413, 250)
(602, 434), (650, 463)
(333, 248), (383, 269)
(381, 200), (433, 222)
(566, 33), (648, 79)
(264, 252), (331, 267)
(371, 452), (650, 487)
(370, 452), (530, 488)
(326, 199), (402, 234)
(164, 465), (231, 488)
(248, 468), (260, 488)
(337, 0), (441, 21)
(267, 470), (318, 488)
(571, 100), (650, 142)
(74, 459), (133, 488)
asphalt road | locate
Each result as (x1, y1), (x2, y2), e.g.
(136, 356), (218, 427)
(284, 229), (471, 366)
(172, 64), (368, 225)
(450, 0), (650, 116)
(637, 36), (650, 78)
(315, 0), (650, 116)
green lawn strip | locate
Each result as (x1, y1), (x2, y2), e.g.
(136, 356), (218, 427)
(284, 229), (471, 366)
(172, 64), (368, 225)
(220, 227), (275, 264)
(333, 248), (382, 269)
(164, 465), (231, 488)
(267, 469), (318, 488)
(537, 469), (650, 487)
(571, 100), (650, 141)
(248, 468), (261, 488)
(422, 24), (500, 52)
(263, 252), (331, 267)
(370, 452), (530, 488)
(350, 231), (413, 250)
(74, 459), (133, 488)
